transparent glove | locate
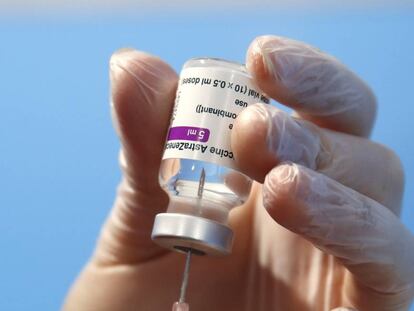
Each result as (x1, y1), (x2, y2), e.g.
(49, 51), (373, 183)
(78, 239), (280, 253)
(62, 36), (414, 311)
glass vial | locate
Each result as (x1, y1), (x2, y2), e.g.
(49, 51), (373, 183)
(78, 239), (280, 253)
(151, 58), (269, 256)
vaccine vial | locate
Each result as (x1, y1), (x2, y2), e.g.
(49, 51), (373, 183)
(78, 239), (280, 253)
(151, 58), (269, 256)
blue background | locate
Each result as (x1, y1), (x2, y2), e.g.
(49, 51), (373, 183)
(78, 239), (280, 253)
(0, 10), (413, 310)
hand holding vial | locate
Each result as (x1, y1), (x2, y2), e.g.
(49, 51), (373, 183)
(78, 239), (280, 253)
(63, 36), (414, 311)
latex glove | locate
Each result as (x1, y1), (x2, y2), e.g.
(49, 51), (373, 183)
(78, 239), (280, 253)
(62, 36), (414, 311)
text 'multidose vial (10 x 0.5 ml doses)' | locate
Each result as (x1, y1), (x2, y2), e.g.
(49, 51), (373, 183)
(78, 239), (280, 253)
(151, 57), (269, 256)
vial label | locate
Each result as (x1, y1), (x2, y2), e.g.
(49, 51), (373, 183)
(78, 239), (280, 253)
(163, 67), (269, 169)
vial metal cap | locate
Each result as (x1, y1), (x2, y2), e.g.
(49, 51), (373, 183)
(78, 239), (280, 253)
(151, 213), (233, 256)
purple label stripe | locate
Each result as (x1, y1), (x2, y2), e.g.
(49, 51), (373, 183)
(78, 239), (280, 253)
(167, 126), (210, 142)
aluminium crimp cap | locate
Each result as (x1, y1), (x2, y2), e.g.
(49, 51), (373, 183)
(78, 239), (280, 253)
(151, 213), (233, 256)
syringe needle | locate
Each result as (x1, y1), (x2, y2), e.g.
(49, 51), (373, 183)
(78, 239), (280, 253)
(173, 168), (201, 311)
(195, 168), (206, 216)
(197, 168), (206, 199)
(179, 249), (192, 303)
(172, 250), (192, 311)
(172, 301), (189, 311)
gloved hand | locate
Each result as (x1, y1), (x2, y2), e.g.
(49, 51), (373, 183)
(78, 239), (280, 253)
(62, 36), (414, 311)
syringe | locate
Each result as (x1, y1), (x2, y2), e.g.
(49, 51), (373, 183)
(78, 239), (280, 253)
(172, 168), (206, 311)
(172, 249), (192, 311)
